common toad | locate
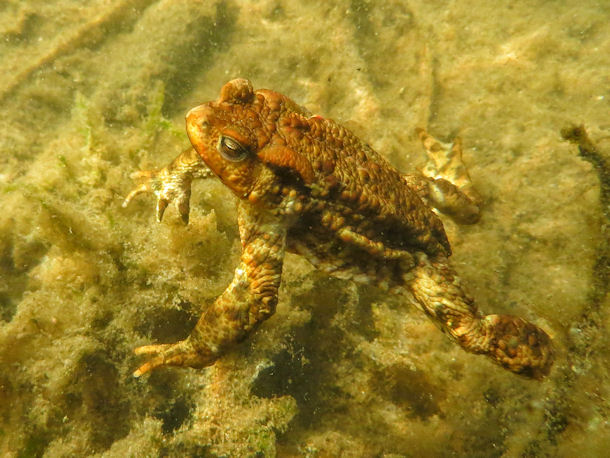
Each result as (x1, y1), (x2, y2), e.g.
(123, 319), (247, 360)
(124, 79), (553, 380)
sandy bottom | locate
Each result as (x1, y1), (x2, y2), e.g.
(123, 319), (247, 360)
(0, 0), (608, 456)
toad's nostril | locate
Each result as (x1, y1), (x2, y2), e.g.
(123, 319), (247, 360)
(186, 105), (214, 125)
(186, 106), (202, 121)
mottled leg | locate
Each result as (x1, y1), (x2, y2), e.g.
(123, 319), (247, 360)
(134, 203), (286, 376)
(404, 129), (481, 224)
(408, 254), (553, 379)
(123, 147), (214, 223)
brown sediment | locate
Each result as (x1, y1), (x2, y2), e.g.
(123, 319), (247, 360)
(527, 127), (610, 448)
(0, 0), (156, 103)
(0, 1), (608, 456)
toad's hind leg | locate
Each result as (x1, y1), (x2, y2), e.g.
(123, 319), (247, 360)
(408, 254), (553, 379)
(404, 129), (482, 224)
(133, 203), (287, 376)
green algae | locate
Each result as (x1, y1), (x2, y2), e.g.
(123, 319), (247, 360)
(0, 0), (609, 456)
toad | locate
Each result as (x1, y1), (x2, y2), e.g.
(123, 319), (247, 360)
(123, 79), (553, 380)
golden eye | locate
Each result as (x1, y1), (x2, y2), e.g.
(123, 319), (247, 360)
(218, 135), (248, 162)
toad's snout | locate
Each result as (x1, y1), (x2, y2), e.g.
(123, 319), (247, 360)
(186, 104), (213, 149)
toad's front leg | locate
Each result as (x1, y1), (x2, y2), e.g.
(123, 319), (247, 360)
(134, 203), (286, 376)
(123, 147), (214, 223)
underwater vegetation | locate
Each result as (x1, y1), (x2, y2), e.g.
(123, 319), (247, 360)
(0, 0), (608, 456)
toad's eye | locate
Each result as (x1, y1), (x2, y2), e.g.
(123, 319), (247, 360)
(218, 135), (248, 162)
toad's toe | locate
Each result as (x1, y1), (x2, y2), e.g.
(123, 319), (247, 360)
(133, 340), (218, 377)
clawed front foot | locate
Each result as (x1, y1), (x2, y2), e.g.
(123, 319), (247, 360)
(122, 147), (213, 223)
(133, 339), (218, 377)
(123, 168), (192, 223)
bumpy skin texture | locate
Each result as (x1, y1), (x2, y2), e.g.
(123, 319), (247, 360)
(125, 79), (553, 380)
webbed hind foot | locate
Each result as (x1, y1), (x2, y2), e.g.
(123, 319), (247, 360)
(414, 128), (482, 224)
(133, 339), (218, 377)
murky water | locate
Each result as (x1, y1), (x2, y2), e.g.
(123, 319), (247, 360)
(0, 1), (608, 456)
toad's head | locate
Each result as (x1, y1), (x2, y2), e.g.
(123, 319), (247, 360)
(186, 79), (315, 202)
